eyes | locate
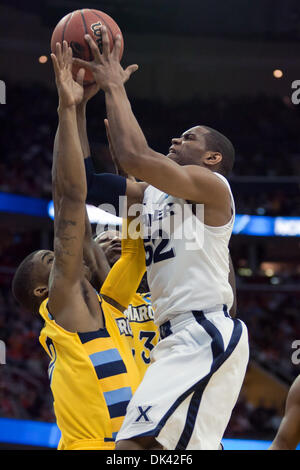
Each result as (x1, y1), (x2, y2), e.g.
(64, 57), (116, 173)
(182, 133), (195, 141)
(98, 237), (111, 244)
(98, 235), (120, 244)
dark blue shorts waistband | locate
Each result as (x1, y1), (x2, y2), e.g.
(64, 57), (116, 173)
(159, 305), (230, 340)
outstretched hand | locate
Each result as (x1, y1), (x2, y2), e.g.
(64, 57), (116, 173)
(72, 26), (138, 91)
(51, 41), (85, 108)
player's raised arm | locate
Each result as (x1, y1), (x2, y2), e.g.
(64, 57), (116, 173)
(73, 82), (115, 289)
(82, 209), (111, 291)
(104, 118), (136, 181)
(71, 53), (144, 212)
(73, 29), (230, 212)
(100, 218), (146, 312)
(48, 41), (88, 314)
(76, 81), (101, 159)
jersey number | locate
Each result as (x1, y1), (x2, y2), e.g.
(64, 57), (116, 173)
(144, 229), (175, 267)
(139, 331), (156, 364)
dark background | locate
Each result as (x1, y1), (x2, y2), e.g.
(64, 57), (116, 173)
(0, 0), (300, 446)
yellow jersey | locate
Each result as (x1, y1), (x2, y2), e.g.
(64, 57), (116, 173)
(122, 292), (159, 379)
(39, 219), (146, 450)
(99, 220), (159, 379)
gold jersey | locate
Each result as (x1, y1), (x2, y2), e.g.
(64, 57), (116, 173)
(123, 292), (159, 379)
(39, 296), (141, 450)
(38, 220), (146, 450)
(99, 221), (159, 379)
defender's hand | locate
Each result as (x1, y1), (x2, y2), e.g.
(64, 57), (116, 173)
(72, 27), (138, 92)
(51, 41), (85, 108)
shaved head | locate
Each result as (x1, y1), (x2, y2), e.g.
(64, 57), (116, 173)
(168, 125), (235, 177)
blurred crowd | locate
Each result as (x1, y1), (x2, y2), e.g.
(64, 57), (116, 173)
(238, 290), (300, 383)
(234, 188), (300, 217)
(1, 82), (300, 442)
(0, 285), (54, 422)
(0, 82), (300, 215)
(0, 230), (54, 422)
(224, 395), (283, 441)
(223, 288), (299, 440)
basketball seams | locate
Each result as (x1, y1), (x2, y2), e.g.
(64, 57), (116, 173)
(80, 9), (93, 61)
(62, 12), (74, 43)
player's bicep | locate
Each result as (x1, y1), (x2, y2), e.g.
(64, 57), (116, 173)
(132, 152), (227, 204)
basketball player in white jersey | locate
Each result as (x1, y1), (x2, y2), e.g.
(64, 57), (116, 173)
(73, 28), (249, 450)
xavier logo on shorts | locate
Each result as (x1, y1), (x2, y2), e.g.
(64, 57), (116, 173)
(135, 405), (153, 424)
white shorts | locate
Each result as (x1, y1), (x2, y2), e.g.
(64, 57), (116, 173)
(116, 308), (249, 450)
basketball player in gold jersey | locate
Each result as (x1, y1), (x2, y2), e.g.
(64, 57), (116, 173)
(71, 65), (159, 381)
(12, 41), (145, 450)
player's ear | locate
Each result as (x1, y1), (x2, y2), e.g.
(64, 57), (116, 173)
(33, 286), (49, 298)
(203, 152), (223, 167)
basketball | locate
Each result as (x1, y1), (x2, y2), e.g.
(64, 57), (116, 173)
(50, 9), (124, 85)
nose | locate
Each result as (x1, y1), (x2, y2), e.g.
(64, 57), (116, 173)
(171, 137), (182, 145)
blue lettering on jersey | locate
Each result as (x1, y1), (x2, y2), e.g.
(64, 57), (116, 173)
(142, 202), (175, 231)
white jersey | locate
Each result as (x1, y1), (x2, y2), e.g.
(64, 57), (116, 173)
(142, 172), (235, 327)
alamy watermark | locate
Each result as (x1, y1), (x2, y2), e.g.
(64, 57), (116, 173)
(291, 81), (300, 105)
(0, 80), (6, 104)
(0, 340), (6, 364)
(94, 197), (206, 251)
